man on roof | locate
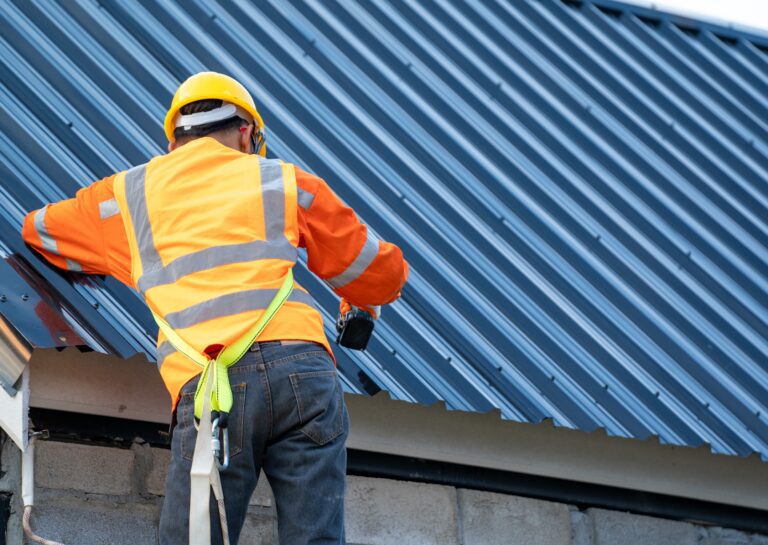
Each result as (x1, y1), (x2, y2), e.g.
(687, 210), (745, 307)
(22, 71), (408, 545)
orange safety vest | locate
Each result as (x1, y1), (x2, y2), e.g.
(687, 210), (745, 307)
(112, 138), (329, 407)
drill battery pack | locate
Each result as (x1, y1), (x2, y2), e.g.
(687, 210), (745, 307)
(336, 309), (375, 350)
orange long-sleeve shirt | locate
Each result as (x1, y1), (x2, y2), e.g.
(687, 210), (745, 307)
(22, 161), (408, 346)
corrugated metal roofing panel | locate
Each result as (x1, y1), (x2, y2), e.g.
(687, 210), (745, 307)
(0, 0), (766, 459)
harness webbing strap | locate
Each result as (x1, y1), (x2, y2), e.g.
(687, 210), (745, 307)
(190, 370), (214, 545)
(151, 270), (294, 420)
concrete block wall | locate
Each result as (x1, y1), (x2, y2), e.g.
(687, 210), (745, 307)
(2, 435), (767, 545)
(0, 432), (23, 544)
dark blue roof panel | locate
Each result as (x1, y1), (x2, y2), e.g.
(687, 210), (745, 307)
(0, 0), (766, 459)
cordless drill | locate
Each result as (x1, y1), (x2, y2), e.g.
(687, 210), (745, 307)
(336, 306), (375, 350)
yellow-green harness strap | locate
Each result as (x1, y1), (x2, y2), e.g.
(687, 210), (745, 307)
(152, 271), (295, 419)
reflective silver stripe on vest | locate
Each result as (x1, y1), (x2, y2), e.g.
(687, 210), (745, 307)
(137, 239), (297, 293)
(297, 187), (315, 210)
(124, 158), (296, 293)
(261, 160), (286, 241)
(124, 164), (162, 272)
(98, 198), (120, 220)
(156, 341), (176, 370)
(326, 230), (379, 289)
(164, 288), (316, 330)
(33, 206), (83, 272)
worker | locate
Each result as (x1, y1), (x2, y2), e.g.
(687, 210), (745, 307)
(21, 71), (408, 545)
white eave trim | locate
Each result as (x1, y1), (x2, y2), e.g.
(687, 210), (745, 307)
(344, 392), (768, 511)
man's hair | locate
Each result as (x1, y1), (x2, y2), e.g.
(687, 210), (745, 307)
(172, 99), (249, 141)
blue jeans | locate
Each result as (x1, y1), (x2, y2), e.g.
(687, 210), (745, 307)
(158, 341), (349, 545)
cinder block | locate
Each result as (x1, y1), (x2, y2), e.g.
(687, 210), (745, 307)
(345, 476), (460, 545)
(0, 433), (22, 545)
(571, 508), (594, 545)
(146, 450), (274, 508)
(250, 471), (274, 507)
(146, 448), (171, 496)
(458, 488), (571, 545)
(698, 535), (751, 545)
(239, 511), (277, 544)
(700, 526), (752, 545)
(28, 499), (159, 544)
(590, 508), (698, 545)
(36, 441), (133, 496)
(0, 432), (21, 491)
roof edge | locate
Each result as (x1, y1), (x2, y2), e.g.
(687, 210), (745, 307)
(582, 0), (768, 49)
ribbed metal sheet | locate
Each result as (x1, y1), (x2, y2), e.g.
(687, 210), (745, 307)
(0, 0), (766, 459)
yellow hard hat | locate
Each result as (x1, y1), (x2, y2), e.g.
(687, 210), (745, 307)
(164, 72), (266, 156)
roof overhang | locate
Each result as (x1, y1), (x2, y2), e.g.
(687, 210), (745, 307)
(347, 390), (768, 512)
(0, 254), (91, 449)
(20, 346), (768, 513)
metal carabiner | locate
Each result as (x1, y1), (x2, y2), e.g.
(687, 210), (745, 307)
(210, 417), (230, 471)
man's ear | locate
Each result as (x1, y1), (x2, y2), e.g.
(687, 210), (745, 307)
(168, 140), (177, 153)
(240, 124), (254, 154)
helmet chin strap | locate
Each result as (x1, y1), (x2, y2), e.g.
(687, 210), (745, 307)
(251, 129), (265, 155)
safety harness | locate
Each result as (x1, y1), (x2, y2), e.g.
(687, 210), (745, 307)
(152, 271), (294, 545)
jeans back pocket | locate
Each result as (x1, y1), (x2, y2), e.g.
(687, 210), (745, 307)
(289, 370), (344, 445)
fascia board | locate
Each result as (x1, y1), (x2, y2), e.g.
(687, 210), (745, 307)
(29, 348), (170, 425)
(345, 392), (768, 512)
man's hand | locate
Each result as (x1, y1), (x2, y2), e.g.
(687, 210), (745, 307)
(337, 299), (378, 350)
(339, 299), (381, 320)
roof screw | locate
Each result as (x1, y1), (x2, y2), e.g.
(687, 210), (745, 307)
(93, 302), (100, 310)
(21, 294), (29, 301)
(58, 336), (67, 343)
(0, 295), (6, 303)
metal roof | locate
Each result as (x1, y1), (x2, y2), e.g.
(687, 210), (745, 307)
(0, 0), (766, 459)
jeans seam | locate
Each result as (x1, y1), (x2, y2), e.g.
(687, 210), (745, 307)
(261, 367), (274, 442)
(290, 370), (337, 381)
(228, 363), (261, 375)
(330, 384), (344, 444)
(289, 374), (305, 424)
(230, 382), (246, 457)
(264, 350), (328, 368)
(179, 392), (192, 461)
